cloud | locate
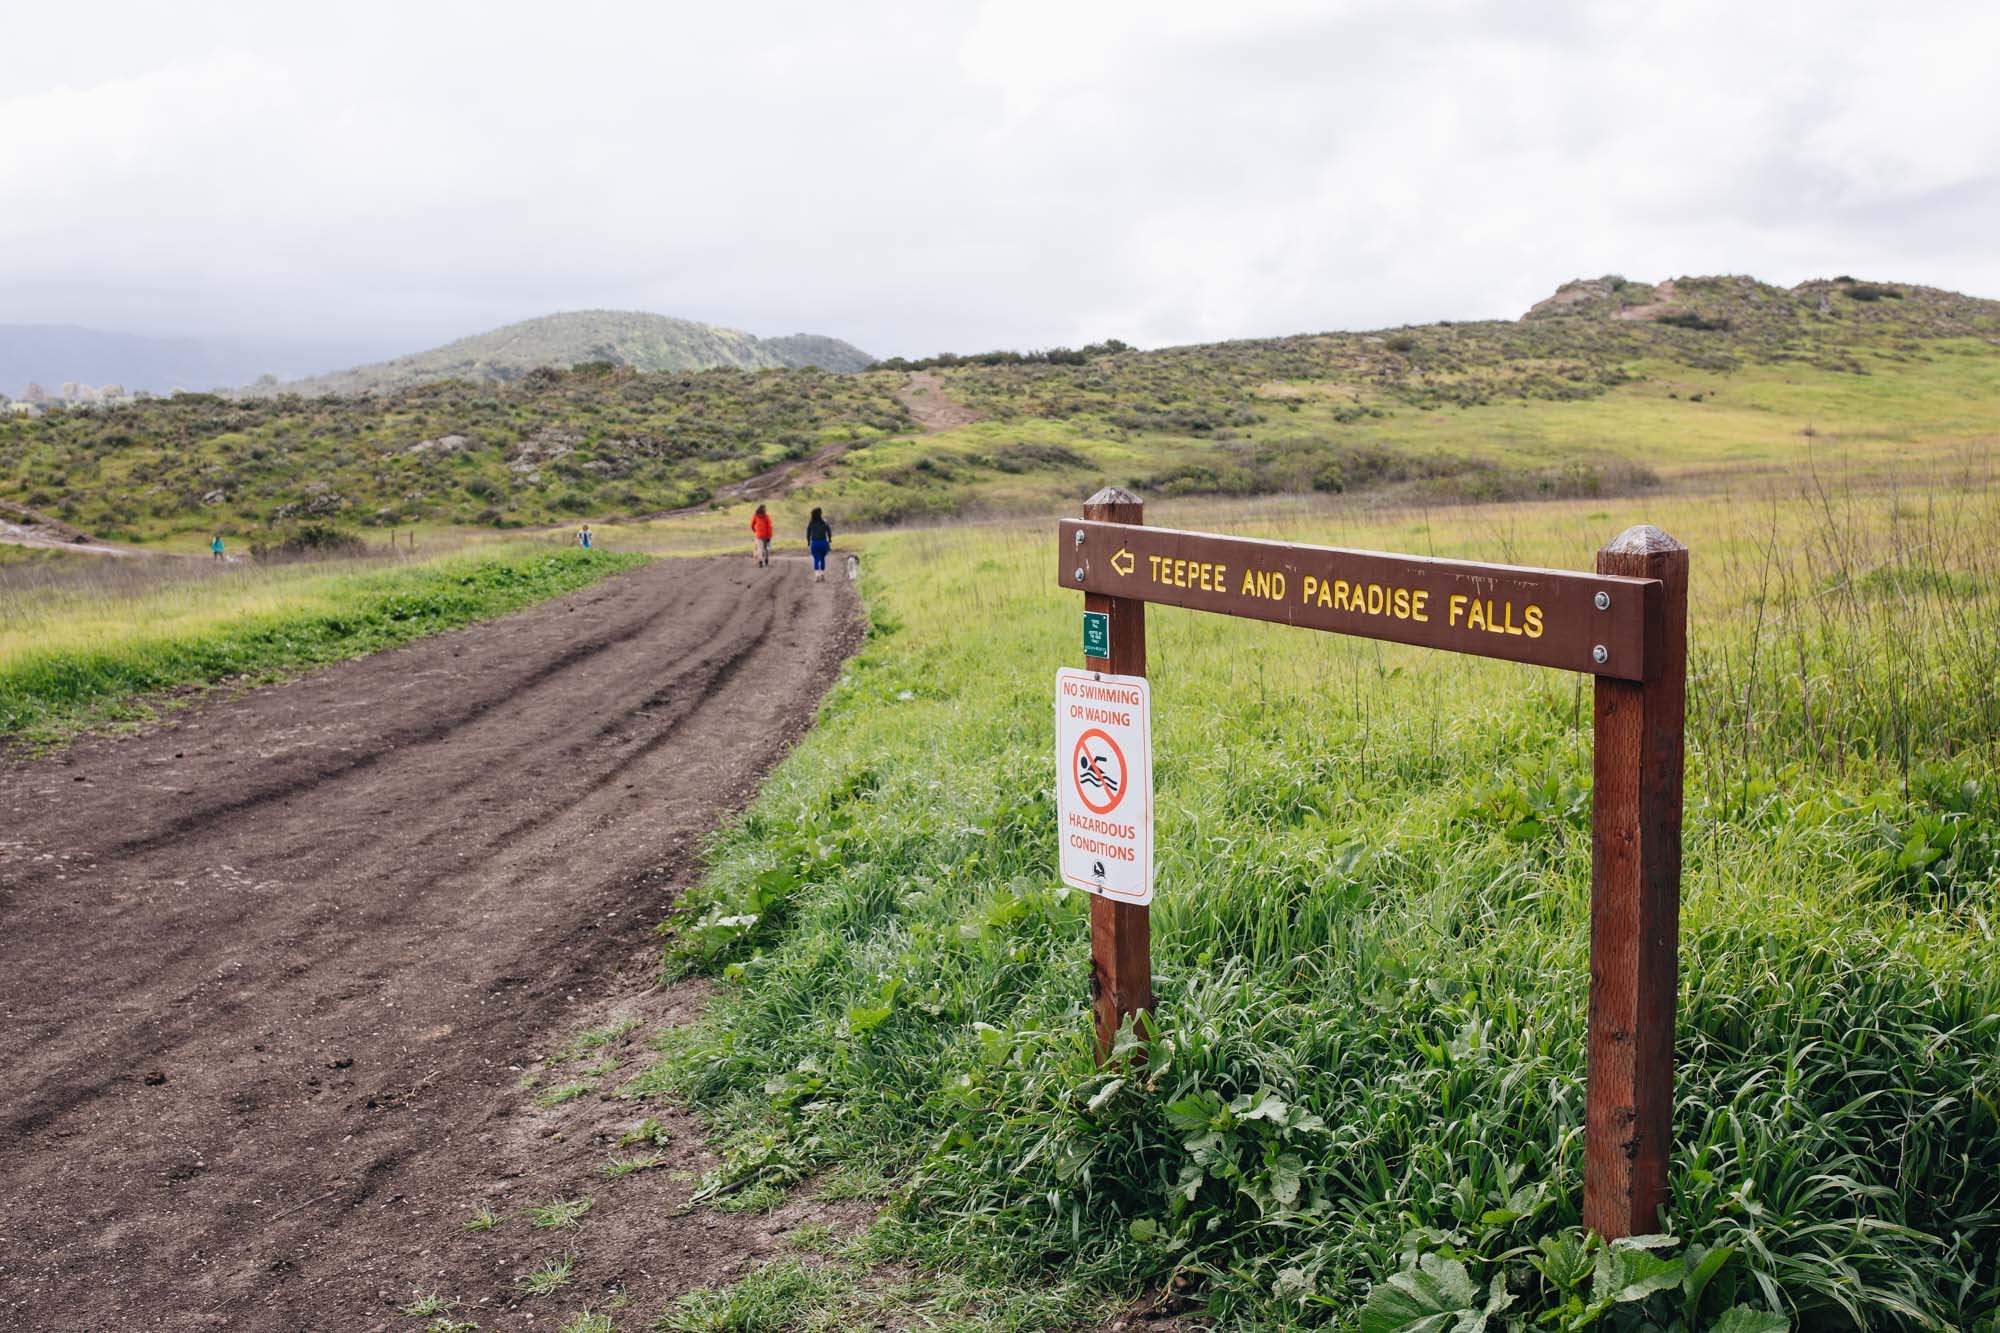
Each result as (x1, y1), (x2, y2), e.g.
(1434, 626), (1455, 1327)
(1, 0), (1994, 357)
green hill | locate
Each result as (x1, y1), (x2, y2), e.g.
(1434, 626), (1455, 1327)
(264, 310), (874, 396)
(781, 273), (2000, 523)
(3, 275), (1995, 544)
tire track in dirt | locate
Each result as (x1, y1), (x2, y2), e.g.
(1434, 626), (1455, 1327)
(0, 555), (861, 1330)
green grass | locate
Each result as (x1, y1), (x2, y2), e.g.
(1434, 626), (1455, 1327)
(0, 543), (85, 567)
(637, 470), (1999, 1330)
(538, 1080), (596, 1107)
(527, 1197), (594, 1229)
(618, 1117), (673, 1149)
(604, 1152), (670, 1179)
(517, 1253), (579, 1297)
(0, 545), (643, 744)
(656, 1260), (850, 1333)
(462, 1202), (502, 1232)
(400, 1289), (454, 1317)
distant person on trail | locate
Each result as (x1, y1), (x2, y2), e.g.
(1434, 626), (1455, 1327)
(750, 504), (774, 567)
(210, 534), (224, 561)
(805, 508), (833, 583)
(577, 524), (593, 550)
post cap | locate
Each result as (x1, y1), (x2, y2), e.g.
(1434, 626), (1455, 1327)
(1085, 486), (1143, 507)
(1602, 524), (1685, 556)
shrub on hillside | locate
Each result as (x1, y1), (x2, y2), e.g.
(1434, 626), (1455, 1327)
(1658, 311), (1732, 332)
(975, 443), (1090, 473)
(249, 523), (369, 561)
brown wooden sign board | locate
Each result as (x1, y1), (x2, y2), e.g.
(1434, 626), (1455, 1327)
(1059, 518), (1661, 680)
(1061, 488), (1687, 1244)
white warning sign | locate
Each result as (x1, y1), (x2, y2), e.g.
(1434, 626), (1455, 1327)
(1055, 667), (1153, 905)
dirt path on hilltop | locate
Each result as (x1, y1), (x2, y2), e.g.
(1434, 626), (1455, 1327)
(0, 556), (862, 1331)
(894, 370), (982, 433)
(620, 372), (977, 526)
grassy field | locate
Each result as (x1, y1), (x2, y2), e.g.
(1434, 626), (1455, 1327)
(0, 543), (643, 745)
(784, 336), (2000, 527)
(639, 454), (1999, 1330)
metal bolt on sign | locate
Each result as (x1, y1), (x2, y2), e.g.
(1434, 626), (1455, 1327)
(1058, 490), (1687, 1241)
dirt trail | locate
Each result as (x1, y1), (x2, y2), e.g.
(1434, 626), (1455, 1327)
(651, 436), (853, 521)
(894, 371), (982, 433)
(0, 499), (152, 558)
(629, 371), (978, 525)
(0, 557), (861, 1330)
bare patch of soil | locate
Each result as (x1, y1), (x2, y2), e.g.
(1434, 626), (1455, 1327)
(0, 499), (149, 558)
(0, 557), (861, 1330)
(894, 372), (983, 434)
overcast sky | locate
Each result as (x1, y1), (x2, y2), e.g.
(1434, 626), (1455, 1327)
(4, 0), (1996, 359)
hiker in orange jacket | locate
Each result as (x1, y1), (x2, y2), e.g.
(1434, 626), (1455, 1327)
(750, 505), (774, 567)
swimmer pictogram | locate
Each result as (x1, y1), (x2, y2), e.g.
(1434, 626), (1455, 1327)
(1070, 727), (1127, 815)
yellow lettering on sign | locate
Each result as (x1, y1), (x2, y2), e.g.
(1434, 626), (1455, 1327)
(1122, 545), (1556, 647)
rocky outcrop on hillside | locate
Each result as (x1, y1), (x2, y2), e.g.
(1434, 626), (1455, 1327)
(1523, 274), (2000, 342)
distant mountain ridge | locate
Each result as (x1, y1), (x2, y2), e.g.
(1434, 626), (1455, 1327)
(268, 311), (875, 396)
(0, 324), (407, 400)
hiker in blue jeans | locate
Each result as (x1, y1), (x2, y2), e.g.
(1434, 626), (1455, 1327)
(805, 508), (833, 582)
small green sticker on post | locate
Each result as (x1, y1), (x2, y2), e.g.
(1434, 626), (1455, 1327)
(1083, 610), (1110, 659)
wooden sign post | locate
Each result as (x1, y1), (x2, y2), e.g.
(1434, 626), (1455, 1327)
(1061, 490), (1687, 1239)
(1080, 488), (1154, 1063)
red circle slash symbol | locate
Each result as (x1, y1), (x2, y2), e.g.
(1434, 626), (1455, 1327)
(1072, 728), (1128, 816)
